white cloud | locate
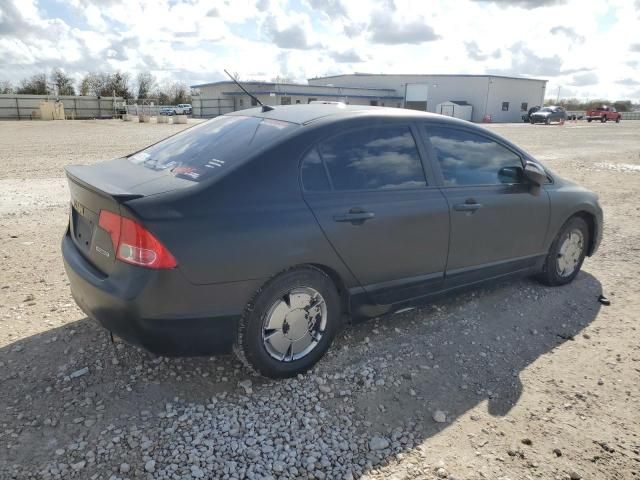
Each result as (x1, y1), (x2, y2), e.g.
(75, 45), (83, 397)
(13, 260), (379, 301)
(0, 0), (637, 101)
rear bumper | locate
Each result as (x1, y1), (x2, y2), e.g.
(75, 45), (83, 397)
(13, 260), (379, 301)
(62, 231), (263, 356)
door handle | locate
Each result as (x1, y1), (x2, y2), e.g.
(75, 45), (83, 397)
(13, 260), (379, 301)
(454, 200), (483, 212)
(333, 211), (375, 223)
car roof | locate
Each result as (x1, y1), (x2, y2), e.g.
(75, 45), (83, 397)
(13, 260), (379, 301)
(226, 104), (451, 126)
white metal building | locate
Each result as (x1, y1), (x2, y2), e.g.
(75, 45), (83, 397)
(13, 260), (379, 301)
(308, 74), (547, 123)
(191, 73), (547, 123)
(190, 81), (403, 118)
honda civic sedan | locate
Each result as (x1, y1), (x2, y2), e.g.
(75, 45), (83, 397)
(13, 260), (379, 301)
(62, 104), (602, 378)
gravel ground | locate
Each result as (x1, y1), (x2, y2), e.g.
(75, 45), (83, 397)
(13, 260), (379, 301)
(0, 119), (639, 480)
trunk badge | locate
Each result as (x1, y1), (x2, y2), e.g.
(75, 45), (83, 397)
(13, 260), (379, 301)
(95, 246), (110, 258)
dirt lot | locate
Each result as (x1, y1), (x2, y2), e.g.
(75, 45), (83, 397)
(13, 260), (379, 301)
(0, 119), (638, 480)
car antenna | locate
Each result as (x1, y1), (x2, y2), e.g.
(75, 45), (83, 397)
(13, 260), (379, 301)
(223, 69), (274, 112)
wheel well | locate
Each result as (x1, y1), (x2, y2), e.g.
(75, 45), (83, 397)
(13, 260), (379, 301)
(572, 211), (597, 256)
(308, 263), (350, 316)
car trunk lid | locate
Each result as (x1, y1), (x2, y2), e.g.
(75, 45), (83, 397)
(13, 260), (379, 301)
(65, 159), (194, 275)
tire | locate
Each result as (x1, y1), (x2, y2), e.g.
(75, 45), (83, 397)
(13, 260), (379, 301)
(615, 117), (620, 123)
(235, 266), (341, 378)
(601, 116), (607, 123)
(537, 217), (590, 287)
(587, 118), (592, 123)
(545, 117), (551, 125)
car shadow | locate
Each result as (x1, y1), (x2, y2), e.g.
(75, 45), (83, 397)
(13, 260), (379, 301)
(0, 271), (602, 478)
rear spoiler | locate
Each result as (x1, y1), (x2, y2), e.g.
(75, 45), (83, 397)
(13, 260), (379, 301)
(65, 165), (144, 202)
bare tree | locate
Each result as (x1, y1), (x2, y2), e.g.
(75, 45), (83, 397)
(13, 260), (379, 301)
(136, 72), (157, 100)
(79, 72), (109, 96)
(16, 73), (49, 95)
(0, 80), (13, 94)
(51, 68), (75, 96)
(78, 71), (132, 98)
(153, 80), (191, 105)
(108, 71), (132, 99)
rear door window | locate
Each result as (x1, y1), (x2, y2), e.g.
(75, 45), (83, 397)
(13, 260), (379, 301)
(316, 126), (427, 191)
(301, 148), (331, 191)
(129, 115), (296, 182)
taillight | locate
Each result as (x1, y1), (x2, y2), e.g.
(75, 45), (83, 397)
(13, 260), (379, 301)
(98, 210), (177, 269)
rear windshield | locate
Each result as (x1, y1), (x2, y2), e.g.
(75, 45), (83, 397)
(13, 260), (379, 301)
(128, 115), (296, 182)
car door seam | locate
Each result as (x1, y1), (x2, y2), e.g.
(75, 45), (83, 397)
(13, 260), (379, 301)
(300, 193), (366, 293)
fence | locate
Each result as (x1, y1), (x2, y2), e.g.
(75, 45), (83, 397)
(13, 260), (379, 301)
(191, 97), (234, 118)
(0, 94), (124, 120)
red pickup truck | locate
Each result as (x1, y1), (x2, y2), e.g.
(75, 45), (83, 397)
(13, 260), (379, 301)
(586, 106), (621, 123)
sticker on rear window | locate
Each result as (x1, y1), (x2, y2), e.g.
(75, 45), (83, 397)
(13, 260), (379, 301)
(205, 159), (225, 169)
(171, 166), (201, 179)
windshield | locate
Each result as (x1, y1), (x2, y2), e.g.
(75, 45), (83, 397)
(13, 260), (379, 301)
(540, 107), (554, 112)
(129, 115), (296, 182)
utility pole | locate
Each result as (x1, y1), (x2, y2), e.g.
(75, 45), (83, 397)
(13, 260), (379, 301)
(556, 86), (561, 103)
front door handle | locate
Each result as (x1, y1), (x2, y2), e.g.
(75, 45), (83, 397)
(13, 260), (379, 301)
(454, 199), (483, 212)
(333, 211), (375, 224)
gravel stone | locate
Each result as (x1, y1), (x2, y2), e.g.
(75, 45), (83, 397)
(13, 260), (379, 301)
(69, 367), (89, 379)
(144, 460), (156, 473)
(433, 410), (447, 423)
(1, 120), (638, 480)
(369, 436), (390, 451)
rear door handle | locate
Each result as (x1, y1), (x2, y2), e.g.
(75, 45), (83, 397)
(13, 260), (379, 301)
(454, 201), (483, 212)
(333, 212), (375, 223)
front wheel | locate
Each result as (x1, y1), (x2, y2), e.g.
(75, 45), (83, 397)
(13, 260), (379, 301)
(601, 116), (607, 123)
(235, 266), (341, 378)
(537, 217), (589, 286)
(615, 117), (620, 123)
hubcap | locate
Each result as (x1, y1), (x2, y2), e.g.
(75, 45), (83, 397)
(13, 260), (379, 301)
(556, 229), (584, 277)
(262, 287), (327, 362)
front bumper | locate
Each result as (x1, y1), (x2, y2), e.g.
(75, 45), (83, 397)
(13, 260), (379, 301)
(530, 115), (550, 123)
(62, 231), (263, 356)
(590, 206), (604, 256)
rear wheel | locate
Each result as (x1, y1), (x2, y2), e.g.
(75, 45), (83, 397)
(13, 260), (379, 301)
(235, 266), (341, 378)
(601, 115), (607, 123)
(615, 116), (621, 123)
(587, 118), (592, 123)
(537, 217), (589, 286)
(545, 117), (551, 125)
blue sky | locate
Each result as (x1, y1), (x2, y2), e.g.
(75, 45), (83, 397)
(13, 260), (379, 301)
(1, 0), (639, 100)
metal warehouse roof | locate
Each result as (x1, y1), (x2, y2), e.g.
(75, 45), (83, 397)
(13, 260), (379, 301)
(221, 91), (403, 100)
(191, 80), (397, 92)
(308, 73), (548, 83)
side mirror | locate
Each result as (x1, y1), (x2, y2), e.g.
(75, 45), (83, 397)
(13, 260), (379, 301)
(498, 166), (523, 184)
(523, 161), (547, 185)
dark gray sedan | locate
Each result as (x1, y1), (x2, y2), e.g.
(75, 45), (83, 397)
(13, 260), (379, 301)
(62, 105), (602, 378)
(530, 106), (568, 124)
